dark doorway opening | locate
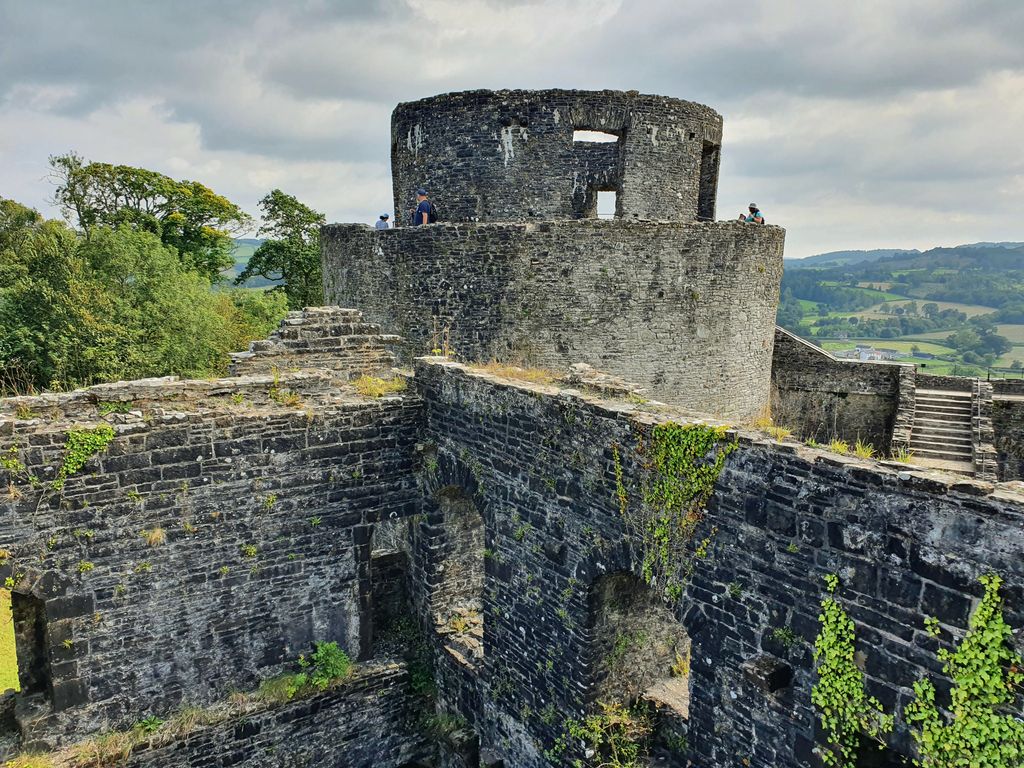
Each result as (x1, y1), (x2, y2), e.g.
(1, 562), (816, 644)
(697, 141), (720, 221)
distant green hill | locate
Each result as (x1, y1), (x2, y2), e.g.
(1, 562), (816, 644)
(785, 248), (919, 269)
(778, 240), (1024, 376)
(224, 238), (282, 288)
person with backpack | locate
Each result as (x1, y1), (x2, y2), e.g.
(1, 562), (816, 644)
(738, 202), (764, 224)
(412, 188), (438, 226)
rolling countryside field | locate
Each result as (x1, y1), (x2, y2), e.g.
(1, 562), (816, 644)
(779, 242), (1024, 375)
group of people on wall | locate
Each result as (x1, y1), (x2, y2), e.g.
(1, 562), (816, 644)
(372, 191), (766, 228)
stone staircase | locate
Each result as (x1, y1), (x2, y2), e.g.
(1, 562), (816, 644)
(909, 389), (974, 474)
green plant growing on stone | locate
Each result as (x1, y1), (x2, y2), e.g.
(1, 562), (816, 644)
(727, 581), (743, 599)
(565, 701), (653, 768)
(97, 401), (132, 415)
(826, 438), (851, 456)
(77, 560), (95, 574)
(241, 544), (258, 558)
(771, 626), (800, 649)
(812, 574), (893, 768)
(904, 573), (1024, 768)
(134, 715), (164, 734)
(891, 446), (914, 464)
(52, 424), (116, 491)
(613, 423), (737, 600)
(853, 439), (875, 459)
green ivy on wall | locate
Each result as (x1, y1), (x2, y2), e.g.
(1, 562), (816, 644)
(811, 574), (894, 768)
(52, 424), (116, 491)
(613, 422), (737, 601)
(905, 573), (1024, 768)
(814, 573), (1024, 768)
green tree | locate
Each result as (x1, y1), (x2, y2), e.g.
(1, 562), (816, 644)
(49, 152), (252, 281)
(235, 189), (324, 309)
(0, 200), (286, 394)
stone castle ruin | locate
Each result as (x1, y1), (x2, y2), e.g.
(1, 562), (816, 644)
(1, 90), (1022, 768)
(324, 89), (785, 421)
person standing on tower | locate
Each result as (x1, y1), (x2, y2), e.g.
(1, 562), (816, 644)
(738, 202), (764, 224)
(412, 188), (436, 226)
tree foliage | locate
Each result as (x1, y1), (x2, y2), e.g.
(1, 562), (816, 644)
(0, 198), (286, 395)
(49, 152), (251, 281)
(235, 189), (324, 309)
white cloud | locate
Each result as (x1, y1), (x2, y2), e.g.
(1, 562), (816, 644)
(0, 0), (1021, 256)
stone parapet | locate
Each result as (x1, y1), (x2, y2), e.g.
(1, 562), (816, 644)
(323, 220), (784, 420)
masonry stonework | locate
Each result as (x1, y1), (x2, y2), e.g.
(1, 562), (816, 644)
(3, 86), (1023, 768)
(391, 90), (723, 224)
(324, 220), (783, 420)
(325, 88), (785, 422)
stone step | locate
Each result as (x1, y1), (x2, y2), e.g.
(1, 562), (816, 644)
(915, 407), (972, 420)
(917, 399), (970, 411)
(916, 389), (972, 399)
(907, 444), (973, 461)
(908, 456), (976, 475)
(912, 431), (973, 447)
(911, 419), (972, 437)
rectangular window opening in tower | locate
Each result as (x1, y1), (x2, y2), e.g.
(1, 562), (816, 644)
(573, 129), (619, 143)
(698, 141), (721, 221)
(597, 190), (617, 219)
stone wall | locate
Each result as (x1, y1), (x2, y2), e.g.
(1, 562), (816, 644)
(323, 220), (785, 420)
(413, 358), (1024, 768)
(0, 370), (421, 749)
(117, 663), (428, 768)
(229, 306), (399, 377)
(992, 395), (1024, 481)
(771, 327), (908, 451)
(390, 90), (723, 224)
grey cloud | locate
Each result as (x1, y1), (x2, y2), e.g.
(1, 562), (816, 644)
(1, 0), (1023, 256)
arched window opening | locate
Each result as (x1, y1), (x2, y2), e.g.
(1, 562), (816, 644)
(591, 573), (690, 717)
(0, 590), (49, 699)
(432, 486), (485, 668)
(0, 589), (17, 695)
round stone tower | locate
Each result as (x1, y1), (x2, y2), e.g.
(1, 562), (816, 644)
(391, 89), (723, 225)
(323, 89), (785, 421)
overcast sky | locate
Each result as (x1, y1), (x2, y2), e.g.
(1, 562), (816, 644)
(1, 0), (1022, 258)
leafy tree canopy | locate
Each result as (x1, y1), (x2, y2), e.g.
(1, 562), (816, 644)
(235, 189), (324, 309)
(49, 152), (252, 281)
(0, 198), (285, 395)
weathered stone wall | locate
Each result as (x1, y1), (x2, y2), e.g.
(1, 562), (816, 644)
(391, 90), (723, 224)
(413, 358), (1024, 768)
(323, 220), (784, 420)
(117, 662), (430, 768)
(992, 395), (1024, 481)
(0, 371), (421, 749)
(229, 306), (399, 377)
(771, 327), (908, 450)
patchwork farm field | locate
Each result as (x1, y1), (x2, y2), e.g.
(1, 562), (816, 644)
(1, 588), (17, 692)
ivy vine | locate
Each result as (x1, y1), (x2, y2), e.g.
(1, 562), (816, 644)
(905, 573), (1024, 768)
(52, 424), (116, 491)
(613, 422), (736, 601)
(811, 573), (894, 768)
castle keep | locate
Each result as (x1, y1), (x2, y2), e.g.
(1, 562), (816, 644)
(323, 90), (785, 421)
(1, 91), (1022, 768)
